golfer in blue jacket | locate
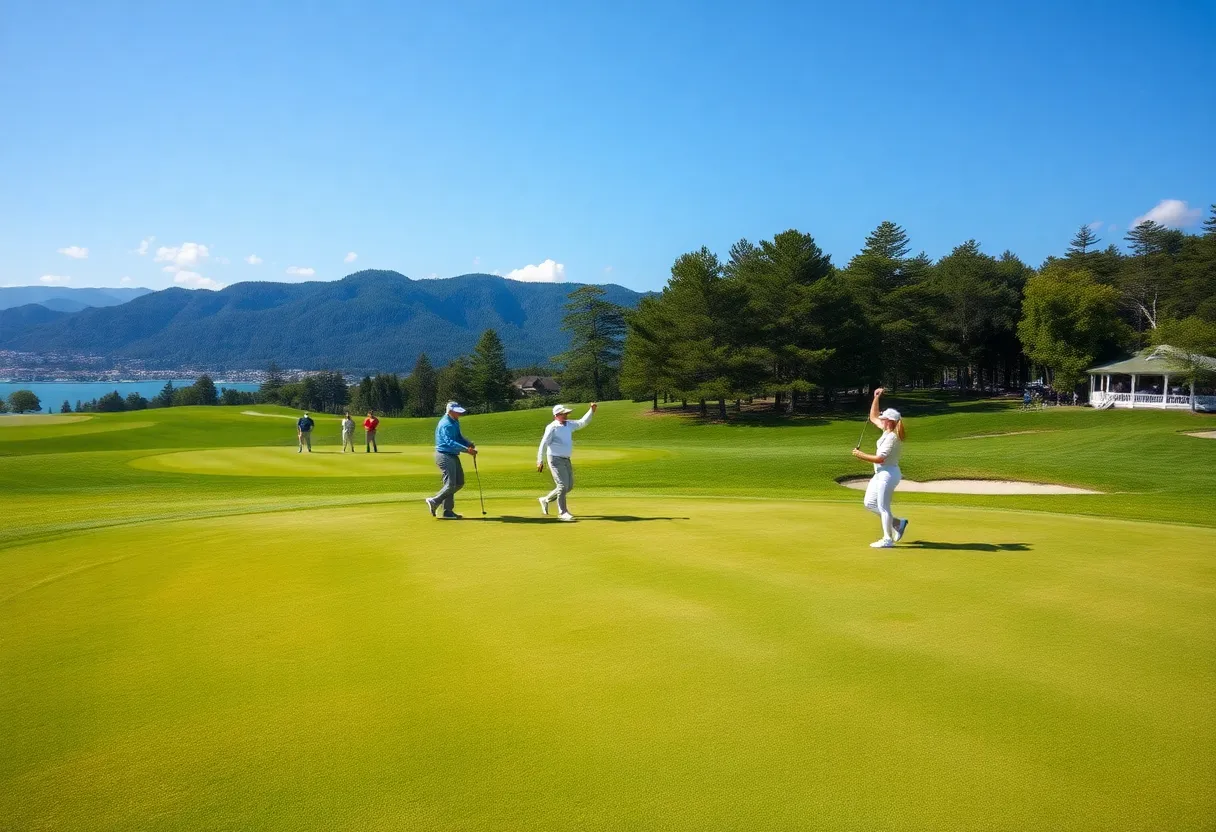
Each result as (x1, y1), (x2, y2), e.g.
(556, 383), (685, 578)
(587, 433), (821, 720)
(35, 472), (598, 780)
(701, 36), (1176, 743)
(425, 401), (477, 519)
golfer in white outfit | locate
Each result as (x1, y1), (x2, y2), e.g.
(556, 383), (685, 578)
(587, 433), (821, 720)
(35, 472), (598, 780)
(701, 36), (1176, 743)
(851, 388), (909, 548)
(537, 402), (597, 521)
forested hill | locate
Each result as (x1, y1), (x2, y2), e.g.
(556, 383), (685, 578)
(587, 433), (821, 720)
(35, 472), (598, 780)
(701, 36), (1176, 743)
(0, 271), (647, 371)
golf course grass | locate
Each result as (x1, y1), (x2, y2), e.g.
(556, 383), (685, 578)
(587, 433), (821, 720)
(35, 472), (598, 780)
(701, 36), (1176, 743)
(2, 396), (1214, 830)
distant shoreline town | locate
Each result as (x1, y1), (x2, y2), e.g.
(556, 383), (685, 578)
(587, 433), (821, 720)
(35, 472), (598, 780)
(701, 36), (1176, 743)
(0, 350), (322, 385)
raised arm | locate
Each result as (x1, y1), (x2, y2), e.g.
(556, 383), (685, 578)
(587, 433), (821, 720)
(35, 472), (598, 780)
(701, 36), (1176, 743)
(572, 402), (598, 430)
(868, 387), (885, 429)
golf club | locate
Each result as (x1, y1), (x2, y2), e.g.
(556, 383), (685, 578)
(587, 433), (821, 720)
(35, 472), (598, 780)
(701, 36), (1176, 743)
(472, 453), (487, 516)
(855, 418), (868, 450)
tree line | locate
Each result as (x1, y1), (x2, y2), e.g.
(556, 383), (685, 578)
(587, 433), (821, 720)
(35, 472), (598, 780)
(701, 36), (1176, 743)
(57, 297), (624, 417)
(619, 208), (1216, 414)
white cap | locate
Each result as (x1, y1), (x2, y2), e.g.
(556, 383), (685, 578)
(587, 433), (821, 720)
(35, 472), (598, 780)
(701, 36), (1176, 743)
(446, 401), (466, 414)
(303, 413), (309, 417)
(880, 408), (901, 422)
(552, 404), (573, 416)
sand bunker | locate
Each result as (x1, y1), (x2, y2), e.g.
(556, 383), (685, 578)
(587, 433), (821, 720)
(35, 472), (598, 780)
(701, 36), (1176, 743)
(1186, 431), (1216, 440)
(839, 478), (1101, 495)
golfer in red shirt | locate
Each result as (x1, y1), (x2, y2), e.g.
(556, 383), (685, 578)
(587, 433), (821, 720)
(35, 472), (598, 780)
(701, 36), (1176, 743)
(364, 410), (380, 453)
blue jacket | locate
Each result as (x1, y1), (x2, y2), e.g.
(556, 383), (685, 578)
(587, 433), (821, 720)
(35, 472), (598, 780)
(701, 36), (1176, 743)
(435, 414), (471, 454)
(297, 416), (314, 432)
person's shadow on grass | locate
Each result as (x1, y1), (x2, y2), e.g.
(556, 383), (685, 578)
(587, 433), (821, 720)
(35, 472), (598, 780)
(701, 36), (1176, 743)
(482, 515), (689, 524)
(903, 541), (1030, 552)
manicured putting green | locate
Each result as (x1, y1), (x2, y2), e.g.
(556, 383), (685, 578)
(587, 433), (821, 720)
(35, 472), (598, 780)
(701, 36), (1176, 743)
(131, 445), (668, 477)
(2, 498), (1212, 830)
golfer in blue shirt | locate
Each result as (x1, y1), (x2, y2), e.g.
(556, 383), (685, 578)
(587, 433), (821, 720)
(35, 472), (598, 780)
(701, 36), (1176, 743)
(425, 401), (477, 519)
(296, 412), (314, 453)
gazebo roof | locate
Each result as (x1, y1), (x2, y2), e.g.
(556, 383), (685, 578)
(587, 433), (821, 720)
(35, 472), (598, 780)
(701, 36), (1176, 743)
(1088, 346), (1216, 375)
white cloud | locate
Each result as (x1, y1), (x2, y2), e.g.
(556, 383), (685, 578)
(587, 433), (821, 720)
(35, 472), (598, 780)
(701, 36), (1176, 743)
(1086, 221), (1103, 233)
(506, 259), (566, 283)
(424, 272), (439, 279)
(1132, 199), (1202, 229)
(133, 236), (155, 256)
(58, 246), (88, 259)
(39, 274), (71, 285)
(154, 242), (210, 270)
(473, 256), (481, 267)
(603, 265), (614, 274)
(120, 276), (134, 285)
(216, 256), (231, 265)
(344, 251), (358, 263)
(1108, 224), (1118, 232)
(245, 254), (263, 265)
(173, 271), (223, 290)
(286, 266), (315, 276)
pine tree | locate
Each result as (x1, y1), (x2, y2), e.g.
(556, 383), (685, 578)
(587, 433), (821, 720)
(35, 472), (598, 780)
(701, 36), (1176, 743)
(1204, 204), (1216, 237)
(260, 362), (284, 403)
(553, 286), (627, 402)
(407, 353), (439, 417)
(436, 357), (473, 408)
(1067, 224), (1102, 258)
(60, 400), (71, 413)
(195, 374), (218, 406)
(862, 221), (911, 261)
(469, 330), (514, 412)
(152, 381), (175, 408)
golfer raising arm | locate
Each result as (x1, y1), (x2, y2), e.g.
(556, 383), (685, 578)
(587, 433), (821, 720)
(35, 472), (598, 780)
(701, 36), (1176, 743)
(851, 388), (909, 548)
(537, 403), (597, 521)
(425, 401), (476, 520)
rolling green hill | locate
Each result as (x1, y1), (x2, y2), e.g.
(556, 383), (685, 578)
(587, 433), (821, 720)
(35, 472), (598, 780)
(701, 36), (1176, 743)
(2, 398), (1213, 830)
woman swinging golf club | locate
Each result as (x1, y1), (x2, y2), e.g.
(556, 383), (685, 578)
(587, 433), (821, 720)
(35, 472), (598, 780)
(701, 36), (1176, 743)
(851, 388), (909, 548)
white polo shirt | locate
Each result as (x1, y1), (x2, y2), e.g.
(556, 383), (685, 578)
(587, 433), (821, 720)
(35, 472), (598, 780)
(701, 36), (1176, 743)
(874, 430), (902, 473)
(537, 409), (594, 464)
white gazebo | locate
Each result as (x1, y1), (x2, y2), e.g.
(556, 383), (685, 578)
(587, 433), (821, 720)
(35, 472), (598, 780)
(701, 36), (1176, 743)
(1088, 346), (1216, 411)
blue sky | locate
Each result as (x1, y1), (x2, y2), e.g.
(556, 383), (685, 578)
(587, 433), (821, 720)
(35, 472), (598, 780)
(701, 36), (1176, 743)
(1, 0), (1213, 293)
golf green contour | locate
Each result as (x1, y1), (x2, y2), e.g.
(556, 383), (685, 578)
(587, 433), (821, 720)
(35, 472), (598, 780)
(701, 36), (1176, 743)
(2, 398), (1213, 830)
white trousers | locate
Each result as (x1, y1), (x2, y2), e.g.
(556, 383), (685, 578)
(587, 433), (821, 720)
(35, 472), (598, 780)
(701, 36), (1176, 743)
(863, 468), (901, 540)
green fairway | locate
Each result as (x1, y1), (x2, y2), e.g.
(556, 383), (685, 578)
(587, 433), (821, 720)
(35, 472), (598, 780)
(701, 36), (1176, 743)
(2, 398), (1214, 830)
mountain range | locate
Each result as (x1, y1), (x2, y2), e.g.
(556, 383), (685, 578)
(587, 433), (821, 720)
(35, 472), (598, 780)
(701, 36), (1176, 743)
(0, 285), (151, 312)
(0, 271), (646, 372)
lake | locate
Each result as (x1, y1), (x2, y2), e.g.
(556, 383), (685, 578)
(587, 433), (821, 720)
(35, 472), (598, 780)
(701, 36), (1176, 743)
(0, 381), (260, 413)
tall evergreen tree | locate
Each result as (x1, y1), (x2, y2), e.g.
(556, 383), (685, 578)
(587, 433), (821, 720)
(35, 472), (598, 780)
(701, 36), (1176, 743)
(553, 285), (627, 402)
(260, 362), (285, 403)
(468, 330), (514, 412)
(1067, 224), (1102, 259)
(862, 220), (912, 261)
(436, 357), (473, 408)
(195, 374), (219, 406)
(407, 353), (439, 417)
(1204, 204), (1216, 237)
(60, 400), (72, 413)
(152, 381), (175, 408)
(620, 296), (675, 410)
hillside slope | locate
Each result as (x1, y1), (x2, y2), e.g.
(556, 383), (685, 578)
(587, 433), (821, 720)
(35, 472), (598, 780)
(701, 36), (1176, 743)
(0, 271), (647, 371)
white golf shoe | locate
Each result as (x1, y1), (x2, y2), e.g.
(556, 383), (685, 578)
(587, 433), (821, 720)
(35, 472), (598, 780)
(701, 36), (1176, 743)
(559, 512), (576, 522)
(870, 538), (894, 549)
(893, 518), (909, 542)
(539, 497), (550, 516)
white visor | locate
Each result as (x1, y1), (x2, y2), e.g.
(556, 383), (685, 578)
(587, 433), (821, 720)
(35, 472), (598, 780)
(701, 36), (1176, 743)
(880, 408), (901, 421)
(447, 402), (466, 414)
(553, 404), (573, 416)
